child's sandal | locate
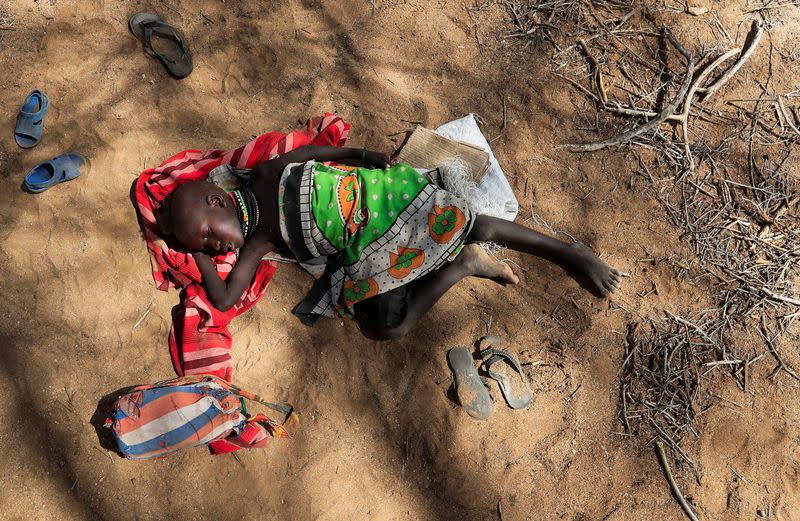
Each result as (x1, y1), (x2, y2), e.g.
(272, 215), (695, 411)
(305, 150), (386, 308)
(14, 90), (50, 148)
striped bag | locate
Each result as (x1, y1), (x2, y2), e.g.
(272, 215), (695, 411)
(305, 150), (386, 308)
(105, 375), (297, 460)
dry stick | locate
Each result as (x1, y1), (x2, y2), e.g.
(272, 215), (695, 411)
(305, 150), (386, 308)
(760, 314), (800, 381)
(655, 441), (700, 521)
(701, 20), (765, 99)
(791, 106), (800, 131)
(614, 6), (641, 29)
(491, 97), (508, 143)
(603, 103), (684, 121)
(744, 2), (800, 14)
(712, 11), (734, 46)
(621, 383), (632, 433)
(758, 195), (799, 237)
(776, 96), (800, 136)
(677, 48), (742, 171)
(619, 63), (646, 91)
(774, 101), (787, 132)
(760, 287), (800, 307)
(563, 29), (695, 153)
(578, 38), (608, 103)
(554, 72), (600, 102)
(132, 305), (153, 330)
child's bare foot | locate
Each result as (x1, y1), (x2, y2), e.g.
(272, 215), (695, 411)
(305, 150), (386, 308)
(457, 244), (520, 285)
(566, 243), (620, 296)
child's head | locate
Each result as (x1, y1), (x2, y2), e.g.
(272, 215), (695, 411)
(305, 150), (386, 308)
(158, 181), (245, 253)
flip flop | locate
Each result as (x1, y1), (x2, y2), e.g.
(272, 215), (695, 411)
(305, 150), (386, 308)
(129, 12), (193, 79)
(14, 90), (50, 148)
(478, 339), (533, 410)
(447, 346), (493, 420)
(24, 153), (89, 193)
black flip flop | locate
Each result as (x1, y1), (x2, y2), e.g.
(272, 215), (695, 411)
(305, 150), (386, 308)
(447, 346), (493, 420)
(478, 339), (532, 410)
(129, 12), (193, 79)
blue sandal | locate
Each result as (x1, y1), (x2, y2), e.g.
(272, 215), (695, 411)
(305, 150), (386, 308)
(15, 90), (50, 148)
(24, 154), (88, 193)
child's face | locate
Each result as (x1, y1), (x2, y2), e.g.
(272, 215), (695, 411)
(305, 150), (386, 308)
(170, 182), (245, 253)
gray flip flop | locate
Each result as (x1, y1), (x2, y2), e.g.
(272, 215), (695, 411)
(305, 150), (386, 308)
(128, 12), (161, 40)
(129, 12), (193, 79)
(447, 346), (493, 420)
(478, 343), (533, 410)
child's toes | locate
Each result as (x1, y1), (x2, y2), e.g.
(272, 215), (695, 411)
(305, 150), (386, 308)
(506, 267), (520, 284)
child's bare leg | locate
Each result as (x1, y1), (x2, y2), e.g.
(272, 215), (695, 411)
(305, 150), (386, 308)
(468, 215), (620, 295)
(357, 244), (518, 340)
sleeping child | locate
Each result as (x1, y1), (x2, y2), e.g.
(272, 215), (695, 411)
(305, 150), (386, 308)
(156, 145), (620, 339)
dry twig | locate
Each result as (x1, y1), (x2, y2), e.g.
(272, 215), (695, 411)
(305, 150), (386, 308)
(655, 441), (700, 521)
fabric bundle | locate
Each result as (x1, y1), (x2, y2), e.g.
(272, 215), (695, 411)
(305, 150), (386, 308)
(107, 375), (296, 459)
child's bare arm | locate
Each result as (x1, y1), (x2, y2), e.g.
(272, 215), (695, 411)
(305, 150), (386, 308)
(194, 233), (274, 311)
(278, 145), (390, 168)
(254, 146), (391, 177)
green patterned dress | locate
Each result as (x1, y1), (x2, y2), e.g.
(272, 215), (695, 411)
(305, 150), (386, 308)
(278, 161), (474, 322)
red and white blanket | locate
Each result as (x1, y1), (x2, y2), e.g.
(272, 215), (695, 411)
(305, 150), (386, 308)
(134, 114), (351, 381)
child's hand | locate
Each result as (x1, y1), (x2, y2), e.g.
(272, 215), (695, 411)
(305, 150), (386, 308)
(193, 251), (220, 282)
(193, 232), (272, 312)
(193, 251), (215, 270)
(363, 150), (392, 169)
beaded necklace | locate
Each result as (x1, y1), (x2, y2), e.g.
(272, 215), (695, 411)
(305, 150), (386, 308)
(228, 183), (260, 240)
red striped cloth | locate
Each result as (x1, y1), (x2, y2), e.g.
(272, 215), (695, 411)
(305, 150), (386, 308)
(207, 414), (275, 454)
(134, 114), (351, 380)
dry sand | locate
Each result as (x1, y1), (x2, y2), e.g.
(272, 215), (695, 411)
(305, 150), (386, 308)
(1, 1), (799, 519)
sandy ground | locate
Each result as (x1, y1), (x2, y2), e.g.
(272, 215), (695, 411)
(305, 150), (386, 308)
(1, 0), (799, 519)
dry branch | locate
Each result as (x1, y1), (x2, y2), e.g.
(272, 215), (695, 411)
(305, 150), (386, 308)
(560, 16), (764, 174)
(701, 20), (765, 100)
(564, 28), (694, 152)
(677, 48), (742, 170)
